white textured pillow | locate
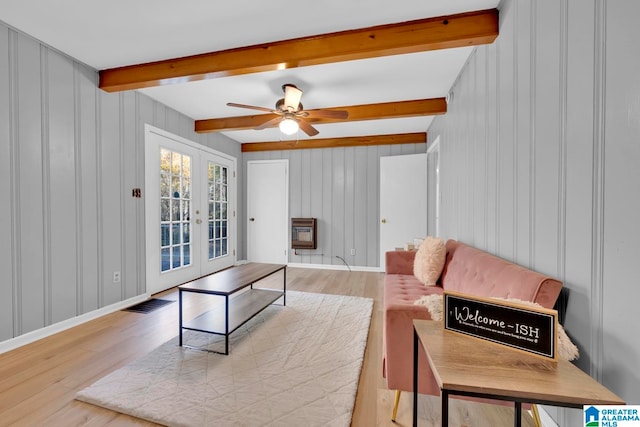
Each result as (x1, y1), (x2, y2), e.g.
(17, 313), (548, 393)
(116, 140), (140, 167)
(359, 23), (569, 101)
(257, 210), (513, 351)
(413, 236), (446, 286)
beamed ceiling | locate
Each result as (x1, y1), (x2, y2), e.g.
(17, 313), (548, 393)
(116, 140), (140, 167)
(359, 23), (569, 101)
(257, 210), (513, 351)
(0, 1), (500, 150)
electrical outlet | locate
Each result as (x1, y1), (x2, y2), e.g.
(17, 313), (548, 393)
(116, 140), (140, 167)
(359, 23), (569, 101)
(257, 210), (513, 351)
(350, 248), (356, 256)
(113, 271), (121, 283)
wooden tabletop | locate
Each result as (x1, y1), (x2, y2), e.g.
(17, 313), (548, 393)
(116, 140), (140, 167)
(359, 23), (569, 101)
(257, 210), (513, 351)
(178, 263), (286, 295)
(414, 319), (624, 407)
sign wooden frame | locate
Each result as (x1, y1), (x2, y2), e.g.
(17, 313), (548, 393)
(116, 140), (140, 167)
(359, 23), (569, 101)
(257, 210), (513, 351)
(443, 291), (559, 360)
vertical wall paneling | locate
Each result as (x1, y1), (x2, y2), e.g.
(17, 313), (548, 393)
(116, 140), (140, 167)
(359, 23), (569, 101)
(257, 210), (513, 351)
(602, 0), (640, 402)
(301, 149), (311, 217)
(47, 49), (78, 323)
(366, 147), (379, 267)
(533, 0), (561, 276)
(590, 0), (607, 384)
(122, 93), (138, 299)
(0, 27), (14, 340)
(309, 149), (322, 263)
(332, 149), (345, 264)
(77, 64), (99, 314)
(511, 1), (519, 259)
(99, 92), (122, 306)
(497, 0), (515, 258)
(40, 46), (51, 326)
(485, 41), (498, 253)
(73, 62), (83, 314)
(289, 150), (302, 251)
(562, 0), (596, 376)
(344, 148), (355, 264)
(0, 20), (241, 347)
(473, 50), (487, 249)
(515, 1), (532, 266)
(427, 0), (640, 416)
(17, 33), (45, 334)
(557, 0), (568, 283)
(354, 146), (367, 266)
(528, 1), (537, 269)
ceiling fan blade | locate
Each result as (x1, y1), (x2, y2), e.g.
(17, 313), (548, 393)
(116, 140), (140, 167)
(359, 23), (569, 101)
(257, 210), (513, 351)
(283, 84), (303, 111)
(298, 120), (319, 137)
(227, 102), (276, 114)
(255, 116), (283, 130)
(304, 109), (349, 119)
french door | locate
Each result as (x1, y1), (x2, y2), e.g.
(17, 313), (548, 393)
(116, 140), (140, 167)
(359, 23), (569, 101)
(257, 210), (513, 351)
(145, 126), (236, 294)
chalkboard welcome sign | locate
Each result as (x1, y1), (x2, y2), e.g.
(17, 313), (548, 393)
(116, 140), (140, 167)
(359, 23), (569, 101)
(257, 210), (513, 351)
(443, 291), (558, 360)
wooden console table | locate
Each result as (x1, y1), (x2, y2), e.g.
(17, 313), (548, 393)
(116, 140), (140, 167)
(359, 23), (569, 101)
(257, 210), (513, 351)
(412, 320), (624, 427)
(178, 263), (286, 355)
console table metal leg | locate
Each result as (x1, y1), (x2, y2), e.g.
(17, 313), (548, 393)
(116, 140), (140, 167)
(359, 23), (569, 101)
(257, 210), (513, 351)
(441, 390), (449, 427)
(283, 267), (287, 306)
(179, 290), (183, 347)
(514, 402), (522, 427)
(413, 328), (418, 427)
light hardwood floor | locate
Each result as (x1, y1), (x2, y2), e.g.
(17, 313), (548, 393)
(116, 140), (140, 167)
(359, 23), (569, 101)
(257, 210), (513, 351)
(0, 267), (533, 426)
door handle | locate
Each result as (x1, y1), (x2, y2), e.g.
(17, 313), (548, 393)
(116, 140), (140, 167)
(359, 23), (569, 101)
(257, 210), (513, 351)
(195, 219), (202, 224)
(249, 218), (255, 222)
(381, 218), (387, 224)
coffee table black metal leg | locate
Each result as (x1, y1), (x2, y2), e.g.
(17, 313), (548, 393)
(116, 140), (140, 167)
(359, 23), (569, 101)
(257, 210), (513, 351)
(441, 390), (449, 427)
(413, 328), (418, 427)
(283, 266), (287, 306)
(179, 289), (183, 346)
(514, 402), (522, 427)
(225, 295), (229, 355)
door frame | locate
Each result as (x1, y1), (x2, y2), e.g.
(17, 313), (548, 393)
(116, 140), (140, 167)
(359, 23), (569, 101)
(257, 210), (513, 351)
(246, 159), (289, 264)
(144, 124), (237, 294)
(427, 136), (441, 237)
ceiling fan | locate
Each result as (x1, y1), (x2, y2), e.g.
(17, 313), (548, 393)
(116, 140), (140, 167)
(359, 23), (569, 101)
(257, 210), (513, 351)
(226, 84), (349, 137)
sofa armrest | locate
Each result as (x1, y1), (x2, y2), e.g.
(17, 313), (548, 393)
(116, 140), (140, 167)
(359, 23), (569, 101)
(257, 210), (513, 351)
(383, 302), (441, 395)
(385, 250), (416, 275)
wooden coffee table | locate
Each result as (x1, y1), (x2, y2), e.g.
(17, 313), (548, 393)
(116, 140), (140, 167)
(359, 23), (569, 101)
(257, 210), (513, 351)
(412, 320), (624, 427)
(178, 263), (286, 355)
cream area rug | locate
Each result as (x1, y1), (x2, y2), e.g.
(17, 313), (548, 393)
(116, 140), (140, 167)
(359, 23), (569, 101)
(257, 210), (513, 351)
(76, 291), (373, 427)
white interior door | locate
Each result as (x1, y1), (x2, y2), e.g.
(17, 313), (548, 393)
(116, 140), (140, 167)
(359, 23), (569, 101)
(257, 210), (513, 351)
(145, 126), (236, 294)
(379, 153), (427, 270)
(247, 160), (288, 264)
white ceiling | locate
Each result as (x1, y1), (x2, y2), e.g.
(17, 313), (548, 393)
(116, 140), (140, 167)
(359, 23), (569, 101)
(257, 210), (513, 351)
(0, 0), (499, 144)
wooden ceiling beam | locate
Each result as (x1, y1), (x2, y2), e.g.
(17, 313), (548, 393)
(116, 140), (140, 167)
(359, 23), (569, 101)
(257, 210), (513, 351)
(241, 132), (426, 152)
(195, 98), (446, 133)
(99, 9), (498, 92)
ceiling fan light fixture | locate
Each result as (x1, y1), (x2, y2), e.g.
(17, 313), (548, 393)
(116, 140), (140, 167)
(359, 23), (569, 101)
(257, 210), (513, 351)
(279, 117), (299, 135)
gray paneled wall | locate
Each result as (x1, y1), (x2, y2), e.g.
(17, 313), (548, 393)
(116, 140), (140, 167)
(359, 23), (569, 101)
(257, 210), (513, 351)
(242, 143), (425, 268)
(0, 21), (241, 342)
(427, 0), (640, 422)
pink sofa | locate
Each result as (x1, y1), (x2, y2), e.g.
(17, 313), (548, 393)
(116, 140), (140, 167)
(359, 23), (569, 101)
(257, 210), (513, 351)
(382, 239), (563, 415)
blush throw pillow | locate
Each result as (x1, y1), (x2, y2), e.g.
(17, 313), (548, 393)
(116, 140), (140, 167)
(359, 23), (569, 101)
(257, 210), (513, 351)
(413, 236), (446, 286)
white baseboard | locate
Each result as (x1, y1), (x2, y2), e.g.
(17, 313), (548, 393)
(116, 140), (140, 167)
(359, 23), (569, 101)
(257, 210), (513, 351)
(0, 293), (149, 355)
(287, 262), (383, 273)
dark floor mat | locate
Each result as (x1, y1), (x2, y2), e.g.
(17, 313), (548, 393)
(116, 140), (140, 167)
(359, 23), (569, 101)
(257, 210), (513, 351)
(123, 298), (174, 313)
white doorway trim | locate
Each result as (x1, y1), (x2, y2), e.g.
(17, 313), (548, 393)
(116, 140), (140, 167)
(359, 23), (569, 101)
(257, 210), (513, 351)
(427, 136), (441, 237)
